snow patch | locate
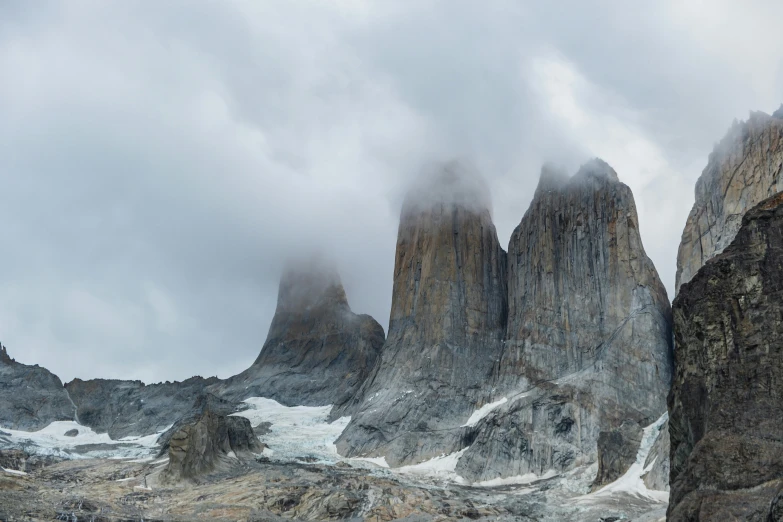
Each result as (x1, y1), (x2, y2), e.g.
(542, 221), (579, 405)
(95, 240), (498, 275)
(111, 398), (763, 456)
(473, 469), (558, 487)
(576, 412), (670, 504)
(350, 456), (389, 468)
(0, 421), (170, 460)
(397, 447), (469, 480)
(231, 397), (350, 463)
(462, 397), (508, 427)
(2, 467), (27, 476)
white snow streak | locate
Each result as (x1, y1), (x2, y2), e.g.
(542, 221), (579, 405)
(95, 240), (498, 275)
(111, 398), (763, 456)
(461, 397), (508, 427)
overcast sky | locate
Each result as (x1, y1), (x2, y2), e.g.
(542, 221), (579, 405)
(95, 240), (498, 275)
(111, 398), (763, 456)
(1, 1), (782, 384)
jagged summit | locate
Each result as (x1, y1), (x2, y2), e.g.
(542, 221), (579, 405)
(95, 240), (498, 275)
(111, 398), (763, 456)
(676, 105), (783, 292)
(210, 255), (385, 408)
(0, 344), (76, 431)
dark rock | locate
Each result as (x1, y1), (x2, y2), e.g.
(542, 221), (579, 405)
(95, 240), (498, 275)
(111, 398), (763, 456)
(160, 406), (264, 482)
(65, 375), (221, 440)
(63, 429), (78, 437)
(253, 421), (272, 436)
(592, 421), (642, 490)
(669, 193), (783, 520)
(210, 256), (385, 410)
(457, 160), (672, 482)
(0, 344), (76, 431)
(335, 161), (508, 466)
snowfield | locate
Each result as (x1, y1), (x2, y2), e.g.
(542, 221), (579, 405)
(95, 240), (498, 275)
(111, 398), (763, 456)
(0, 421), (169, 460)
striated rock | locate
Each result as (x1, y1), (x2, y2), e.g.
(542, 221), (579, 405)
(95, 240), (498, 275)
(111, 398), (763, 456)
(210, 257), (385, 409)
(675, 109), (783, 293)
(457, 160), (672, 482)
(0, 344), (75, 431)
(65, 375), (221, 440)
(641, 417), (669, 492)
(592, 420), (643, 490)
(668, 193), (783, 520)
(335, 161), (508, 466)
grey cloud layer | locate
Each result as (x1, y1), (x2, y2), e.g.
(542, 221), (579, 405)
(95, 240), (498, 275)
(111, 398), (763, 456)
(0, 0), (781, 383)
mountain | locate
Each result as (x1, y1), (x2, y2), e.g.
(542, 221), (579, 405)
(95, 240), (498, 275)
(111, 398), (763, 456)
(209, 257), (385, 409)
(335, 161), (508, 467)
(455, 160), (673, 483)
(669, 193), (783, 521)
(0, 344), (76, 431)
(65, 376), (221, 439)
(675, 108), (783, 294)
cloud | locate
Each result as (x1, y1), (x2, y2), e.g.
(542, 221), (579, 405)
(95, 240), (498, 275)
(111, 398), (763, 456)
(0, 0), (781, 383)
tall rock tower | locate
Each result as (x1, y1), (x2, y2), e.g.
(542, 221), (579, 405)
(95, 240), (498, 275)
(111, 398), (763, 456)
(456, 160), (673, 483)
(212, 256), (385, 409)
(335, 161), (508, 466)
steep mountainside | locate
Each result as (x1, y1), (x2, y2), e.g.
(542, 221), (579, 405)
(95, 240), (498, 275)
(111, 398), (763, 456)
(456, 160), (673, 483)
(210, 258), (385, 409)
(668, 193), (783, 521)
(676, 108), (783, 293)
(65, 376), (221, 439)
(0, 345), (76, 431)
(335, 161), (508, 467)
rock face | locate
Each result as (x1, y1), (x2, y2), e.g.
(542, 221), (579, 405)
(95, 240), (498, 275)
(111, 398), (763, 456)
(65, 376), (220, 440)
(592, 420), (643, 489)
(210, 258), (385, 409)
(675, 109), (783, 294)
(668, 193), (783, 521)
(160, 407), (264, 483)
(0, 344), (75, 431)
(456, 160), (673, 482)
(335, 161), (508, 466)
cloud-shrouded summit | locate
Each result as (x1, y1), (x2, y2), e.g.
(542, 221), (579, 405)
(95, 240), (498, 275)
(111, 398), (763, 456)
(1, 1), (782, 383)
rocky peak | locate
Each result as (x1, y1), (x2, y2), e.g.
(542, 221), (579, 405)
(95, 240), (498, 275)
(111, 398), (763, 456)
(210, 256), (385, 409)
(534, 163), (570, 196)
(676, 106), (783, 293)
(456, 158), (672, 483)
(0, 345), (75, 431)
(335, 161), (507, 466)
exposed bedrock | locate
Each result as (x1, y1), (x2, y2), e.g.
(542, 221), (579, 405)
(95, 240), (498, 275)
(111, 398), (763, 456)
(676, 108), (783, 294)
(0, 344), (76, 431)
(456, 160), (673, 482)
(209, 256), (385, 410)
(65, 375), (221, 440)
(335, 161), (508, 467)
(668, 193), (783, 521)
(160, 406), (264, 483)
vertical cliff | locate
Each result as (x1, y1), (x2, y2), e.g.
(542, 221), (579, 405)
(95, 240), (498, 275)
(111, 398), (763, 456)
(668, 193), (783, 521)
(456, 160), (673, 483)
(676, 109), (783, 293)
(335, 161), (508, 467)
(211, 257), (385, 409)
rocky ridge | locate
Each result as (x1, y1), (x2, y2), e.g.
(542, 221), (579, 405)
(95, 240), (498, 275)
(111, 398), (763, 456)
(0, 344), (76, 431)
(675, 108), (783, 293)
(668, 193), (783, 521)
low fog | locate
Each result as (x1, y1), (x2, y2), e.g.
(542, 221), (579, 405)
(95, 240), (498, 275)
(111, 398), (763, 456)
(1, 1), (782, 383)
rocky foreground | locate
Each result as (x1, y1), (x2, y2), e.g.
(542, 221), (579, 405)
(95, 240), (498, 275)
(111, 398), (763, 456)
(0, 453), (667, 522)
